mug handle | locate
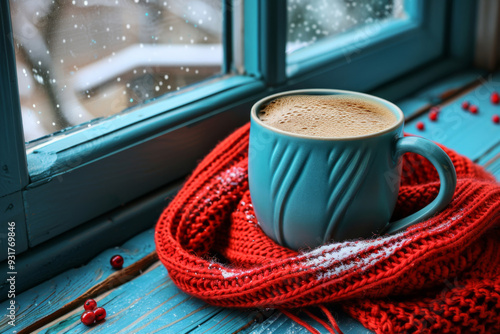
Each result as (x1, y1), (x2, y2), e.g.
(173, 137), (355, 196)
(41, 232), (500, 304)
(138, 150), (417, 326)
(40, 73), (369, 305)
(383, 136), (457, 234)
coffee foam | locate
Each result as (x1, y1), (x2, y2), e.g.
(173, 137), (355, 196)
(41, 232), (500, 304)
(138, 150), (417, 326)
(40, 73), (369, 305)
(258, 95), (397, 138)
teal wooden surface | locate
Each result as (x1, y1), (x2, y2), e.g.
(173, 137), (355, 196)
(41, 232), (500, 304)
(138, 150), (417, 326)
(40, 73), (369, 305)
(0, 229), (155, 333)
(35, 262), (367, 334)
(394, 69), (484, 117)
(36, 265), (257, 334)
(404, 72), (500, 161)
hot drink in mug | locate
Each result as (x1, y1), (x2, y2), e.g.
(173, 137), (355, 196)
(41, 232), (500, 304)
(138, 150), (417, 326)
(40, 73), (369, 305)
(248, 89), (457, 250)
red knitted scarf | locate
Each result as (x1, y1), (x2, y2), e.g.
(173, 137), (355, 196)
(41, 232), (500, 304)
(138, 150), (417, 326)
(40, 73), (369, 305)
(155, 123), (500, 333)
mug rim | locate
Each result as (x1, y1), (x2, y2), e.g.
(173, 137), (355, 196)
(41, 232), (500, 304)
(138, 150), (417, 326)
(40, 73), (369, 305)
(251, 88), (405, 141)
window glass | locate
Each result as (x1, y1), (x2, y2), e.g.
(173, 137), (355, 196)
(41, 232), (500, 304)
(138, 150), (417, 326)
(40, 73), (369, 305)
(9, 0), (223, 142)
(287, 0), (408, 54)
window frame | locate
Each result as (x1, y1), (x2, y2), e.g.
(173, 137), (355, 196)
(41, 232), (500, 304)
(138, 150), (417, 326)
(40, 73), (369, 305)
(0, 2), (29, 256)
(0, 0), (476, 259)
(285, 1), (450, 91)
(286, 0), (423, 76)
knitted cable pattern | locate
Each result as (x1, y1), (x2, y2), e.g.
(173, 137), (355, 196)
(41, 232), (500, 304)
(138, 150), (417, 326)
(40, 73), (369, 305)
(155, 123), (500, 333)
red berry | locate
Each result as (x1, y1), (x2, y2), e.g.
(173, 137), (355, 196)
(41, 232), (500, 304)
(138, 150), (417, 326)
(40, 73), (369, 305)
(84, 299), (97, 311)
(94, 307), (107, 322)
(461, 101), (469, 110)
(469, 105), (478, 114)
(493, 115), (500, 123)
(429, 110), (438, 121)
(416, 121), (425, 131)
(81, 311), (95, 326)
(491, 92), (499, 104)
(110, 255), (124, 269)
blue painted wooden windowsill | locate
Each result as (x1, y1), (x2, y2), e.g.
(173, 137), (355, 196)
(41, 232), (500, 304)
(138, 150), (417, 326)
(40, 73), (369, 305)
(2, 69), (499, 334)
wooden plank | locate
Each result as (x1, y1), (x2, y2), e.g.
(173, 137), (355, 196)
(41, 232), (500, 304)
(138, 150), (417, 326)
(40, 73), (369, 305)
(0, 228), (156, 333)
(36, 265), (257, 334)
(0, 191), (28, 261)
(404, 72), (500, 161)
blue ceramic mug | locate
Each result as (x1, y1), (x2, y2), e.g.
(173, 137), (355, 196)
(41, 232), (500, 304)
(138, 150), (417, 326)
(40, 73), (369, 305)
(248, 89), (457, 250)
